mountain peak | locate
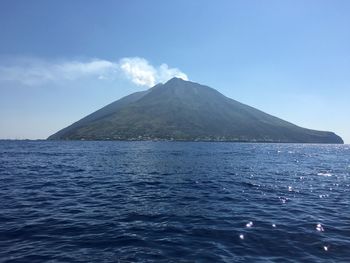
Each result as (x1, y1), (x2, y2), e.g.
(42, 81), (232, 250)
(164, 77), (189, 85)
(168, 76), (187, 82)
(151, 77), (188, 91)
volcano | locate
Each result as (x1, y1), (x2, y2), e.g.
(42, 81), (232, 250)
(48, 78), (343, 143)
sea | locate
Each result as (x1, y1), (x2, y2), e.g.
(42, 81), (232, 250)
(0, 140), (349, 262)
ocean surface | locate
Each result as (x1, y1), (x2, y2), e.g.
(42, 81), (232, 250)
(0, 141), (349, 262)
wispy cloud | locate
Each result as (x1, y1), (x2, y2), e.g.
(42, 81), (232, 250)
(0, 57), (188, 87)
(0, 58), (118, 86)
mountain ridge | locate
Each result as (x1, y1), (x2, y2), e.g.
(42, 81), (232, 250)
(48, 78), (343, 144)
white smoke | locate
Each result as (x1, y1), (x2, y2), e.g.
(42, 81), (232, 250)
(119, 57), (188, 87)
(0, 56), (188, 88)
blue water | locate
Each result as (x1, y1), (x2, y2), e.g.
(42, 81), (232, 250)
(0, 141), (349, 262)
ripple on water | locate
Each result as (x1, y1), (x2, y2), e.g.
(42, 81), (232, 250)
(0, 141), (349, 262)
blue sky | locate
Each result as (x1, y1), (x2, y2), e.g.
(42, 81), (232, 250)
(0, 0), (349, 142)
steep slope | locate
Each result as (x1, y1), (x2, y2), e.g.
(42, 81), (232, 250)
(49, 90), (149, 140)
(48, 78), (343, 143)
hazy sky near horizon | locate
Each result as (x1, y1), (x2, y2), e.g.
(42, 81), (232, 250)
(0, 0), (349, 143)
